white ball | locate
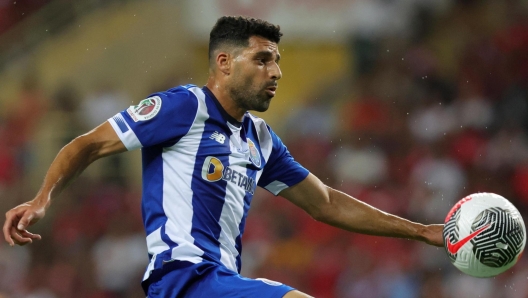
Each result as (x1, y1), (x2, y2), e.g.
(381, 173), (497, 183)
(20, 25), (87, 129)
(443, 193), (526, 277)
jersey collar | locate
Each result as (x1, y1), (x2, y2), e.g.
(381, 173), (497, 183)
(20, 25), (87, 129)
(202, 86), (243, 128)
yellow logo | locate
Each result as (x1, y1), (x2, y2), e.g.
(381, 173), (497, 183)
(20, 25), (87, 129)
(201, 156), (224, 182)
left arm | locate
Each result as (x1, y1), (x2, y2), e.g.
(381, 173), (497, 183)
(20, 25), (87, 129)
(279, 173), (444, 247)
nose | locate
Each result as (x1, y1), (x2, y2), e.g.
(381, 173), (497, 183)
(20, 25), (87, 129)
(269, 63), (282, 80)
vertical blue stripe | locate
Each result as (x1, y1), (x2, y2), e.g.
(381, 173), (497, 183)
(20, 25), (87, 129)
(235, 127), (259, 272)
(142, 146), (168, 236)
(160, 219), (177, 247)
(235, 188), (253, 272)
(189, 95), (231, 262)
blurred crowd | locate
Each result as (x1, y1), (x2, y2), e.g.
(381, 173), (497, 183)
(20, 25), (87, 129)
(1, 0), (528, 297)
(0, 0), (51, 35)
(263, 1), (528, 297)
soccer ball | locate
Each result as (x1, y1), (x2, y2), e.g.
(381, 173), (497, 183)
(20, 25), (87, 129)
(443, 193), (526, 277)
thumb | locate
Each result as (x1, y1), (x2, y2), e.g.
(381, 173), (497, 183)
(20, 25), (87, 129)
(17, 213), (34, 231)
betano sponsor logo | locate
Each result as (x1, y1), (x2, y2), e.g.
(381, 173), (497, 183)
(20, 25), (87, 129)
(201, 156), (256, 194)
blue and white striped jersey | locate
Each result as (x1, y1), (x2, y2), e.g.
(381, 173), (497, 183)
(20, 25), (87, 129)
(107, 85), (309, 283)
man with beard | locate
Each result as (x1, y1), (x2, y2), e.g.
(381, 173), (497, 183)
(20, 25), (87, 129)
(4, 16), (443, 297)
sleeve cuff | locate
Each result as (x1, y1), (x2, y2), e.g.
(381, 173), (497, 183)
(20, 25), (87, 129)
(108, 114), (142, 151)
(264, 181), (290, 196)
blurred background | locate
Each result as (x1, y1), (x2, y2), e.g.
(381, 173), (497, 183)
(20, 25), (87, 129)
(1, 0), (528, 297)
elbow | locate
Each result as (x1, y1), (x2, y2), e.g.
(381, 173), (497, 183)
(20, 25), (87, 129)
(308, 186), (335, 223)
(65, 134), (100, 163)
(310, 208), (329, 223)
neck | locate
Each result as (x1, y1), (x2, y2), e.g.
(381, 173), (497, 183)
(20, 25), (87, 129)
(205, 76), (246, 121)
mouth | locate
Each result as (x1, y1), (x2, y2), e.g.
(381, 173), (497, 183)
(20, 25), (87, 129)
(265, 85), (277, 97)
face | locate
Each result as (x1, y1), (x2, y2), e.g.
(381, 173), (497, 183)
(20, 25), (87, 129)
(226, 36), (282, 112)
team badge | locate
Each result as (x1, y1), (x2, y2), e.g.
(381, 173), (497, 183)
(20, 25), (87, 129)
(127, 96), (162, 122)
(247, 138), (261, 167)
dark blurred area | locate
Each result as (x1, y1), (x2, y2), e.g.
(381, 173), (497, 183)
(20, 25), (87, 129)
(0, 0), (50, 35)
(1, 0), (528, 297)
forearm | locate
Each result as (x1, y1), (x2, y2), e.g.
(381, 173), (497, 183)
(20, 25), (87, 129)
(34, 135), (101, 207)
(281, 174), (443, 246)
(317, 187), (426, 242)
(33, 123), (126, 207)
(3, 122), (126, 245)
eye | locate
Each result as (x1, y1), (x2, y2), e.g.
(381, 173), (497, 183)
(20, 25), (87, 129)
(257, 58), (265, 65)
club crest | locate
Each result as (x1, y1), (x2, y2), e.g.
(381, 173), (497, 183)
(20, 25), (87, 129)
(247, 138), (261, 167)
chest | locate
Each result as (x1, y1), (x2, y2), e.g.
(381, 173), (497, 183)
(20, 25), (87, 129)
(173, 124), (263, 170)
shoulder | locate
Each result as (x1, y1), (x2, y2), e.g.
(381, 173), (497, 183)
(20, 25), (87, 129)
(245, 112), (273, 139)
(160, 84), (203, 102)
(245, 112), (285, 158)
(126, 85), (200, 122)
(246, 112), (271, 131)
(151, 85), (202, 112)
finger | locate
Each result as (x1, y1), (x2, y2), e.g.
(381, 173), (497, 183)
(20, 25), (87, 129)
(19, 229), (41, 240)
(10, 226), (32, 246)
(3, 212), (16, 246)
(17, 213), (34, 231)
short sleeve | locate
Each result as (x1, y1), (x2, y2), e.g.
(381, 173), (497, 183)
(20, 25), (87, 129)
(108, 86), (199, 150)
(257, 127), (309, 195)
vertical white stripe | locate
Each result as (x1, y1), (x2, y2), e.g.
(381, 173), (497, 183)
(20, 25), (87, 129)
(145, 227), (170, 255)
(161, 87), (208, 263)
(142, 227), (171, 281)
(216, 133), (248, 272)
(143, 254), (157, 281)
(249, 114), (273, 182)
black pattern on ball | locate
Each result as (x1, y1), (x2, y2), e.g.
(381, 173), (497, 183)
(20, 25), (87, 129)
(471, 207), (525, 268)
(444, 207), (461, 262)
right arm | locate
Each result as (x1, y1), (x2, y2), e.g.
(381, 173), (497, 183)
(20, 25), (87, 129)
(279, 174), (443, 247)
(3, 121), (126, 246)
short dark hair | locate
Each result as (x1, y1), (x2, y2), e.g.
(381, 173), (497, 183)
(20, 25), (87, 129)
(208, 16), (283, 62)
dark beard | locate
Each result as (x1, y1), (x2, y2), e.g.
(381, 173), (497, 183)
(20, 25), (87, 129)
(229, 76), (272, 112)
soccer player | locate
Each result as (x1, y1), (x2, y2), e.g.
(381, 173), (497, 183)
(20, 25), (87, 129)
(3, 16), (443, 297)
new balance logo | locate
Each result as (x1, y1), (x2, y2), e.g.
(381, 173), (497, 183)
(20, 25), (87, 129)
(210, 131), (226, 144)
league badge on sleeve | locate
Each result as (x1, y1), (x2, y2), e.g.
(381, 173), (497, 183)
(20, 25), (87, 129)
(127, 96), (162, 122)
(247, 138), (261, 167)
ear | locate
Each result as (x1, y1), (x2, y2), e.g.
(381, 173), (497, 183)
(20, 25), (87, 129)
(216, 52), (231, 75)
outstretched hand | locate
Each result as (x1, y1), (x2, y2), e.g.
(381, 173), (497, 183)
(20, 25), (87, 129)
(421, 224), (445, 247)
(3, 200), (46, 246)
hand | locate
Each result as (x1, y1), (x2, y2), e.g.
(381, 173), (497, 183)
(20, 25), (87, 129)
(421, 224), (445, 247)
(3, 200), (46, 246)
